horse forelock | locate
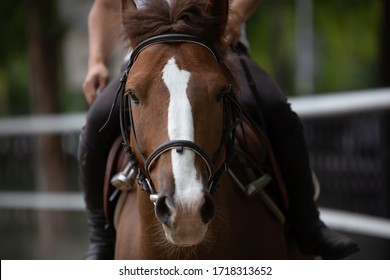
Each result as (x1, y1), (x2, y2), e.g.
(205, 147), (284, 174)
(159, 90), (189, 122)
(122, 0), (237, 95)
(122, 0), (227, 49)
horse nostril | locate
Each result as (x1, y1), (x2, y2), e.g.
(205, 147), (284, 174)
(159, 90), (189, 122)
(155, 196), (173, 226)
(200, 192), (215, 224)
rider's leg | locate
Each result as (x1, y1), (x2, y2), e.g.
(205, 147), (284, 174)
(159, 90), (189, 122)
(78, 73), (121, 260)
(229, 49), (359, 259)
(267, 103), (359, 259)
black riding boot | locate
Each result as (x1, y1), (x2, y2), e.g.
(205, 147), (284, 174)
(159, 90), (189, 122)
(78, 137), (115, 260)
(271, 114), (359, 259)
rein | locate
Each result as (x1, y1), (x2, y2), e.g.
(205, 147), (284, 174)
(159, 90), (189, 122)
(105, 34), (242, 201)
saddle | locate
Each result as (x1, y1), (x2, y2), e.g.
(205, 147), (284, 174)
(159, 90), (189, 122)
(231, 117), (290, 222)
(103, 135), (128, 227)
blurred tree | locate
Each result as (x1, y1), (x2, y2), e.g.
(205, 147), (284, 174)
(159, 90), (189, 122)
(26, 0), (64, 116)
(25, 0), (68, 258)
(25, 0), (66, 193)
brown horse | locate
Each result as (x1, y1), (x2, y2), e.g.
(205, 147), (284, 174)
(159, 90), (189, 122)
(108, 0), (308, 259)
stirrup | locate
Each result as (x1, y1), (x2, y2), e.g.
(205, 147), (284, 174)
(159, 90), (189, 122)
(228, 169), (272, 196)
(111, 162), (136, 192)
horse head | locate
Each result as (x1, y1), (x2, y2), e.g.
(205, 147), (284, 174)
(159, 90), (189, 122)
(119, 0), (238, 247)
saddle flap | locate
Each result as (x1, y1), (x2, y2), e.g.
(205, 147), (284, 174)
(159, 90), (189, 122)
(103, 136), (128, 226)
(232, 117), (290, 212)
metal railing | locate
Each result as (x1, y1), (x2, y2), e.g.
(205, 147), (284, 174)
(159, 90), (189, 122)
(1, 88), (389, 136)
(0, 88), (389, 239)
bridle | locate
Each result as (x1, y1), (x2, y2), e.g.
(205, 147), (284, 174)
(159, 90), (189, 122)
(105, 34), (242, 201)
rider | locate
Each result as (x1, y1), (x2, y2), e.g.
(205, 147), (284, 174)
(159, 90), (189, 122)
(79, 0), (358, 259)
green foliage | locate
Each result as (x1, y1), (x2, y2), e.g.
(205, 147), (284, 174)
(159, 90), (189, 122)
(246, 0), (382, 95)
(0, 0), (27, 63)
(314, 0), (382, 92)
(246, 0), (296, 94)
(0, 0), (386, 116)
(0, 55), (30, 115)
(0, 0), (67, 116)
(0, 0), (28, 116)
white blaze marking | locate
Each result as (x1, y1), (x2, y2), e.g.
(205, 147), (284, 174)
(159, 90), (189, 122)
(162, 57), (203, 207)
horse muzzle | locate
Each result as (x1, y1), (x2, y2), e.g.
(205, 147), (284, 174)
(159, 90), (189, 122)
(154, 191), (215, 246)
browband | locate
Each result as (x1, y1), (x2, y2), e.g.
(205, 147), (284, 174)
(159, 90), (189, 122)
(127, 34), (221, 70)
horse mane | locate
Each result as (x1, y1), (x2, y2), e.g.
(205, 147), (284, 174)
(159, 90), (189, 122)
(122, 0), (227, 49)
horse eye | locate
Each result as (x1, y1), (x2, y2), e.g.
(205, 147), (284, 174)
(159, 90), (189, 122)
(128, 91), (140, 104)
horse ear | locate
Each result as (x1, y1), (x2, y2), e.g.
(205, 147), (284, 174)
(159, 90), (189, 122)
(205, 0), (229, 29)
(121, 0), (136, 17)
